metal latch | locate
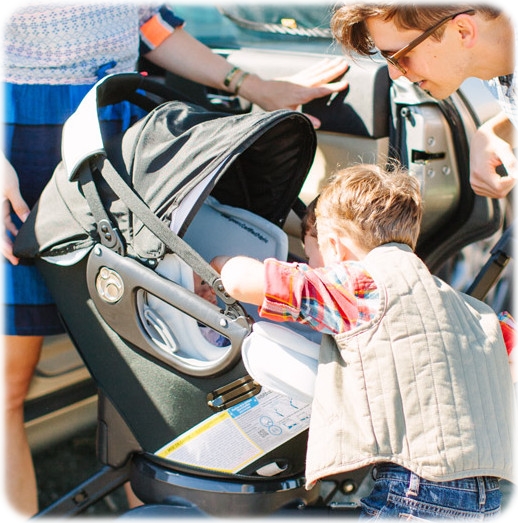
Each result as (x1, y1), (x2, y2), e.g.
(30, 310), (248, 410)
(207, 375), (262, 411)
(411, 150), (446, 163)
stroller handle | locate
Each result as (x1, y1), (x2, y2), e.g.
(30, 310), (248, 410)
(62, 73), (190, 182)
(86, 244), (251, 378)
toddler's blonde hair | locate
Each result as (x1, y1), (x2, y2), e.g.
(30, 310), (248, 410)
(315, 163), (422, 251)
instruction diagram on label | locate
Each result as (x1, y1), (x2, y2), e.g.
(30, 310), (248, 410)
(155, 389), (311, 473)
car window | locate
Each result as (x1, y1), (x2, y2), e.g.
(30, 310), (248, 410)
(173, 3), (335, 52)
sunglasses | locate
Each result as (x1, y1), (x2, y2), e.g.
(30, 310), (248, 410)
(380, 9), (476, 74)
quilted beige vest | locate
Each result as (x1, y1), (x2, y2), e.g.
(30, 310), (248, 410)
(305, 243), (514, 488)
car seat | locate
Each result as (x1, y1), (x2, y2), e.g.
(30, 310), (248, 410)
(16, 72), (329, 516)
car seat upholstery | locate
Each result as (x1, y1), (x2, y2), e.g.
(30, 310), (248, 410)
(140, 195), (289, 363)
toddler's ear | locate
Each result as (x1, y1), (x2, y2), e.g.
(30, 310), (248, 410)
(319, 235), (341, 264)
(329, 235), (362, 262)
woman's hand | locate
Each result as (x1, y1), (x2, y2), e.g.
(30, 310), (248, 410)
(147, 28), (349, 128)
(2, 156), (30, 265)
(239, 57), (349, 127)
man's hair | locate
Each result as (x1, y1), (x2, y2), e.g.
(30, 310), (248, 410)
(330, 3), (501, 56)
(315, 163), (423, 251)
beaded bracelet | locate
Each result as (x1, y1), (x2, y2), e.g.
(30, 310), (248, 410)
(223, 66), (241, 88)
(234, 71), (250, 95)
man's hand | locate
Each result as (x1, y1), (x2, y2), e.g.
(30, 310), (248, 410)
(470, 114), (517, 198)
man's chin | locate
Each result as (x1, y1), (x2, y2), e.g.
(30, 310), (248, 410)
(414, 82), (451, 100)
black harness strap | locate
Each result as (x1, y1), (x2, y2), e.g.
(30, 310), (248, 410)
(80, 161), (125, 255)
(86, 158), (233, 304)
(466, 222), (514, 301)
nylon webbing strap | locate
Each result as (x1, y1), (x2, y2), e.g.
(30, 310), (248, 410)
(80, 162), (125, 255)
(87, 158), (225, 295)
(466, 222), (514, 300)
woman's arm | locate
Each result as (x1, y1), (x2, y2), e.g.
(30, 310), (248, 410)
(2, 152), (30, 265)
(144, 26), (349, 115)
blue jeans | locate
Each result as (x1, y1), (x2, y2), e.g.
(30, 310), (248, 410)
(360, 463), (502, 520)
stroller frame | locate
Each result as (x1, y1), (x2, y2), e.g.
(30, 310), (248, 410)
(21, 71), (513, 517)
(25, 72), (345, 517)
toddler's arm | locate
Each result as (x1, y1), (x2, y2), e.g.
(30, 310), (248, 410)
(211, 256), (266, 306)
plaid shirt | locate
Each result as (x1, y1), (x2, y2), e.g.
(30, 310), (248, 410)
(485, 73), (518, 128)
(259, 258), (379, 335)
(259, 258), (516, 355)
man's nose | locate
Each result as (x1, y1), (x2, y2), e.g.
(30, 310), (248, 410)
(387, 62), (405, 80)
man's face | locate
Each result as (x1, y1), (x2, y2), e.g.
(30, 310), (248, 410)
(366, 16), (469, 99)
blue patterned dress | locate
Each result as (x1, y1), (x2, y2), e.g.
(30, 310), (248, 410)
(3, 3), (183, 335)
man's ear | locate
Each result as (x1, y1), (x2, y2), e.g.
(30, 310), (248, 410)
(455, 13), (477, 48)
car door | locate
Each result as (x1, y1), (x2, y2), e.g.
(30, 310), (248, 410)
(157, 3), (506, 277)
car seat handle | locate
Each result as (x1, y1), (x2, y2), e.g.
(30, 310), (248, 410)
(62, 73), (194, 182)
(87, 244), (250, 377)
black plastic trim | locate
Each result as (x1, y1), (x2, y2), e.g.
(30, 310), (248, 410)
(24, 379), (97, 423)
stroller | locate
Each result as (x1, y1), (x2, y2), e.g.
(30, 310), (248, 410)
(14, 71), (512, 517)
(15, 72), (374, 517)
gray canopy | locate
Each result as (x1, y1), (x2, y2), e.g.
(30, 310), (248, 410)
(14, 72), (316, 262)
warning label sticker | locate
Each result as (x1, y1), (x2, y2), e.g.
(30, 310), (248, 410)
(155, 390), (311, 473)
